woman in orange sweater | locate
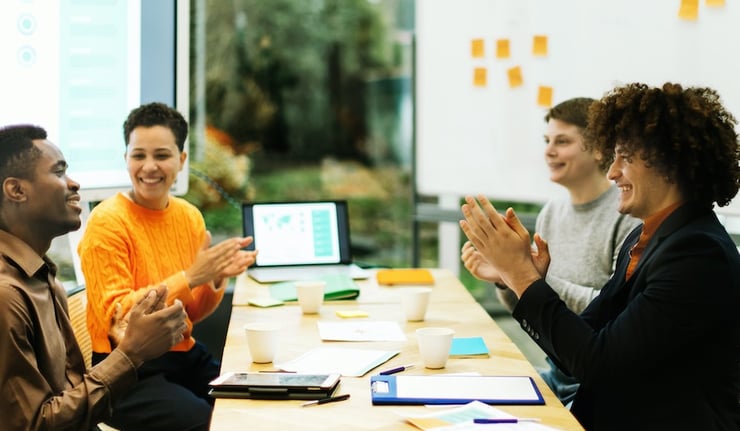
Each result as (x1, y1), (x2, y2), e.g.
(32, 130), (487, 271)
(78, 103), (256, 431)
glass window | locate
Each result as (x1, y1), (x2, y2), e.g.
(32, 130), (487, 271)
(189, 0), (421, 269)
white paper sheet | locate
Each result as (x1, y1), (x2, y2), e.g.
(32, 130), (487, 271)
(317, 320), (407, 342)
(276, 347), (399, 377)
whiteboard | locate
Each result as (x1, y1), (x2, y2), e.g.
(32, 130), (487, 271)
(416, 0), (740, 215)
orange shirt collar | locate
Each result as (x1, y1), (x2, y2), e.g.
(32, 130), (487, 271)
(640, 201), (684, 240)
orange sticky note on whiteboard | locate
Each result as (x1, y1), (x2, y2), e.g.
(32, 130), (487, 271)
(496, 39), (510, 59)
(537, 86), (553, 107)
(678, 0), (699, 20)
(471, 38), (485, 58)
(532, 35), (548, 56)
(473, 67), (487, 87)
(507, 66), (523, 88)
(706, 0), (724, 6)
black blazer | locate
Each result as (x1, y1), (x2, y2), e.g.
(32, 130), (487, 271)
(513, 204), (740, 431)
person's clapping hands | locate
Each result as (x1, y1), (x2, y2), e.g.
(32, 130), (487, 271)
(185, 231), (257, 288)
(460, 240), (505, 284)
(459, 195), (549, 297)
(114, 284), (188, 367)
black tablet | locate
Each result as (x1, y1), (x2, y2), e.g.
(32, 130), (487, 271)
(208, 372), (341, 400)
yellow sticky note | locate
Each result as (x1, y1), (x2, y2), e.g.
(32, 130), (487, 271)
(537, 86), (553, 107)
(473, 67), (487, 87)
(507, 66), (523, 88)
(471, 38), (485, 58)
(532, 35), (548, 57)
(248, 297), (284, 308)
(678, 0), (699, 20)
(496, 39), (510, 59)
(336, 310), (369, 318)
(706, 0), (725, 7)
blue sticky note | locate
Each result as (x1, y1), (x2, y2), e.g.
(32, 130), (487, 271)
(449, 337), (489, 358)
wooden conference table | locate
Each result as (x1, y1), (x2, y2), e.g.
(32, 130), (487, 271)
(210, 269), (584, 431)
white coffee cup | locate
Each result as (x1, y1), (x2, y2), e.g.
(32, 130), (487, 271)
(295, 280), (326, 314)
(244, 322), (281, 363)
(416, 327), (455, 369)
(400, 287), (432, 321)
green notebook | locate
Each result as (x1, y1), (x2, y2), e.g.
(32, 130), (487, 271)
(268, 274), (360, 302)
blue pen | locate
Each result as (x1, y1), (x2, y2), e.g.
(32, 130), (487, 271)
(473, 418), (539, 424)
(379, 363), (415, 375)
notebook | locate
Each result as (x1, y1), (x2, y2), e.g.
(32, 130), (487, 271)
(268, 274), (360, 301)
(242, 200), (369, 283)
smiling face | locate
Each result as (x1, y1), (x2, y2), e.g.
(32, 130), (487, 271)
(25, 140), (82, 237)
(607, 145), (683, 220)
(543, 119), (602, 189)
(125, 125), (186, 210)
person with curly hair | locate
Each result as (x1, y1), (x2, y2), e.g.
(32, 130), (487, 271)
(460, 97), (639, 406)
(460, 82), (740, 430)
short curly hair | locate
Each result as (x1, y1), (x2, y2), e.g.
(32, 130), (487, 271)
(123, 102), (189, 152)
(0, 125), (46, 182)
(586, 82), (740, 208)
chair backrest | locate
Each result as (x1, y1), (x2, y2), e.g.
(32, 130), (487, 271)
(67, 285), (92, 369)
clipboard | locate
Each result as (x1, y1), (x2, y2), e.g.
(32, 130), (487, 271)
(370, 375), (544, 405)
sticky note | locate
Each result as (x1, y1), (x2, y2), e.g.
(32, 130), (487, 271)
(532, 35), (548, 56)
(678, 0), (699, 20)
(537, 86), (553, 107)
(449, 337), (490, 358)
(706, 0), (725, 7)
(471, 38), (485, 58)
(336, 310), (369, 318)
(496, 39), (510, 59)
(248, 297), (284, 308)
(507, 66), (523, 88)
(473, 67), (487, 87)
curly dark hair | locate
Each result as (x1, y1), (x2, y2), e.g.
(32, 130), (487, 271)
(586, 82), (740, 208)
(123, 102), (189, 151)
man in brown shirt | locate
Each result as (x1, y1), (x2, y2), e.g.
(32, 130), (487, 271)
(0, 125), (188, 430)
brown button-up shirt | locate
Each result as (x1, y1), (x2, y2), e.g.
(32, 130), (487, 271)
(0, 230), (137, 430)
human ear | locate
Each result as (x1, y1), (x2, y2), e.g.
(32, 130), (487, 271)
(2, 178), (27, 203)
(179, 151), (187, 171)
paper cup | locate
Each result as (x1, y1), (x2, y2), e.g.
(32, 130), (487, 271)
(416, 327), (455, 369)
(244, 322), (281, 363)
(295, 280), (326, 314)
(400, 287), (432, 321)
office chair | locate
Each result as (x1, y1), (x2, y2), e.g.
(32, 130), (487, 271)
(67, 286), (120, 431)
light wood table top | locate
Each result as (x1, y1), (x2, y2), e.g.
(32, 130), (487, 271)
(211, 270), (584, 431)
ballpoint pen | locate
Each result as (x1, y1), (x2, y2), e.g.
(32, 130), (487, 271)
(301, 394), (351, 407)
(473, 418), (540, 424)
(378, 363), (415, 375)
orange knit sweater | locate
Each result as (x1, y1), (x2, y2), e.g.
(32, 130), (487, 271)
(78, 193), (225, 353)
